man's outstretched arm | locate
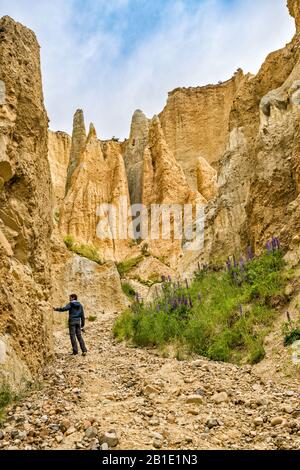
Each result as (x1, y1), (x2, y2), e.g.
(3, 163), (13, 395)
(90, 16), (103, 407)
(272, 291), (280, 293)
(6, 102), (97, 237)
(54, 303), (72, 312)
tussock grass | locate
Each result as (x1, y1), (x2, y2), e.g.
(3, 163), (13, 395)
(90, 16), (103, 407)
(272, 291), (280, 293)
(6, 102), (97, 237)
(283, 319), (300, 346)
(122, 282), (136, 300)
(64, 235), (103, 265)
(117, 256), (144, 278)
(0, 384), (17, 422)
(114, 250), (288, 365)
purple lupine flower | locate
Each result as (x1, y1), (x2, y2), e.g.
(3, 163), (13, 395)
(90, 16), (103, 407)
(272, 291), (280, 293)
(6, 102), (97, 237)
(273, 237), (280, 250)
(168, 275), (172, 283)
(183, 298), (188, 306)
(266, 241), (272, 253)
(185, 279), (189, 289)
(189, 297), (193, 308)
(272, 237), (277, 251)
(276, 237), (281, 249)
(161, 275), (166, 283)
(240, 257), (245, 271)
(247, 246), (254, 261)
(233, 255), (237, 268)
(226, 258), (232, 272)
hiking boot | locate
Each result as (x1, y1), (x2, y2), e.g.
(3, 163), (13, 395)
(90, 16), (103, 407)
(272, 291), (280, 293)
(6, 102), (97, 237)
(82, 352), (87, 357)
(71, 352), (78, 356)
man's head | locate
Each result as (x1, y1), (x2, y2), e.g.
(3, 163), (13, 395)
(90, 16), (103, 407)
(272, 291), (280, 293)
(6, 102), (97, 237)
(70, 294), (78, 301)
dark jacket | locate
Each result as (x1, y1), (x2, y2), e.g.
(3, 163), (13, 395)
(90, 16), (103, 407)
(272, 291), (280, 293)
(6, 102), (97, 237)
(55, 301), (85, 327)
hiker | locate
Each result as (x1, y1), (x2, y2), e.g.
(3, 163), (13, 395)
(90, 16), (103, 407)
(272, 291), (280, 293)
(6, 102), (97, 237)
(54, 294), (88, 356)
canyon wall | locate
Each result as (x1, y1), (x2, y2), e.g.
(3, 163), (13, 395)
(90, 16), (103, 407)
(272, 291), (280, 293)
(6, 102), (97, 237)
(202, 2), (300, 264)
(0, 17), (53, 389)
(48, 130), (71, 210)
(159, 70), (246, 190)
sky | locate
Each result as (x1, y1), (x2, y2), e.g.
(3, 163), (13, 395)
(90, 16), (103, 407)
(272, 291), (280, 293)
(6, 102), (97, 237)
(0, 0), (296, 139)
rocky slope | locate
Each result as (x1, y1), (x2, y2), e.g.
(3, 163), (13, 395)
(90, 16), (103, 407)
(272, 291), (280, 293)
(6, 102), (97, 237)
(1, 311), (300, 451)
(0, 17), (53, 389)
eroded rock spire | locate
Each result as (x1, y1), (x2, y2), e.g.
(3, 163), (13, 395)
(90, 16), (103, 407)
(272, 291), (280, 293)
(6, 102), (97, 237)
(65, 109), (86, 194)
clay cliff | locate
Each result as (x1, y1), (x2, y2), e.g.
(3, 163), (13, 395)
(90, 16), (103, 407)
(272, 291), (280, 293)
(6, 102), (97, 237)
(159, 70), (246, 190)
(202, 0), (300, 265)
(0, 17), (53, 388)
(48, 130), (71, 210)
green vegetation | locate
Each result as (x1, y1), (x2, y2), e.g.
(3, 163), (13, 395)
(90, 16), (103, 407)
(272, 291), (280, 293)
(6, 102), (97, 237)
(114, 250), (288, 365)
(0, 384), (17, 422)
(54, 209), (60, 223)
(122, 282), (136, 300)
(283, 319), (300, 346)
(117, 255), (144, 278)
(88, 315), (97, 322)
(64, 235), (103, 265)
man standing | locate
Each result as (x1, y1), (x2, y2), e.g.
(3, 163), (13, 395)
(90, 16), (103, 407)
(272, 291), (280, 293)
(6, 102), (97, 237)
(54, 294), (88, 356)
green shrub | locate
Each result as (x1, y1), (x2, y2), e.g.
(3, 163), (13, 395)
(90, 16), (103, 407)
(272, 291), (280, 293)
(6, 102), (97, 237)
(63, 235), (103, 265)
(0, 384), (17, 421)
(282, 320), (300, 346)
(64, 234), (75, 250)
(88, 316), (97, 322)
(54, 209), (61, 223)
(117, 256), (144, 278)
(122, 282), (136, 300)
(114, 250), (288, 365)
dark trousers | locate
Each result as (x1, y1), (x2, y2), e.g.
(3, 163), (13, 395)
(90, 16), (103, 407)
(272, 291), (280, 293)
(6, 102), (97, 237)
(69, 321), (87, 354)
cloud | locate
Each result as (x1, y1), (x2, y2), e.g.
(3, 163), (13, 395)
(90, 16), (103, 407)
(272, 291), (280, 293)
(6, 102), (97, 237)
(0, 0), (295, 139)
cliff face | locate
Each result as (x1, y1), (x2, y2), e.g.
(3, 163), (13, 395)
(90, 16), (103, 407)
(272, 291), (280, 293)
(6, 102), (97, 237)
(0, 17), (53, 388)
(159, 71), (246, 190)
(203, 2), (300, 263)
(60, 115), (133, 262)
(48, 130), (71, 209)
(123, 110), (207, 265)
(288, 0), (300, 31)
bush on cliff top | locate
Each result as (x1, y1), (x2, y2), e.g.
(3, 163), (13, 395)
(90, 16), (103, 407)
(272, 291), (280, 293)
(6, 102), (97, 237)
(114, 247), (288, 365)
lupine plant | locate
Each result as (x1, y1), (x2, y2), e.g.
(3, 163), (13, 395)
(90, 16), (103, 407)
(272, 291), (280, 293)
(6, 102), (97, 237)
(114, 236), (287, 365)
